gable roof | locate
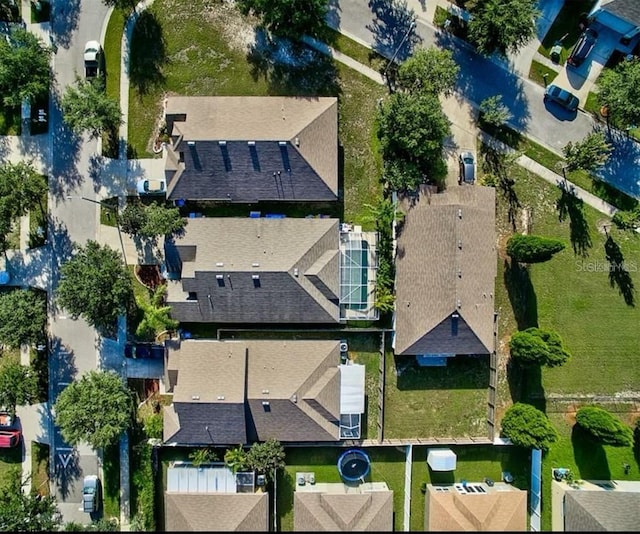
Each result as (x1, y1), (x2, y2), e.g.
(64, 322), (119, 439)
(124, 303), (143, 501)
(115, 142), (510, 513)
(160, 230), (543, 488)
(294, 490), (393, 531)
(164, 492), (268, 531)
(394, 186), (497, 356)
(164, 217), (341, 323)
(164, 96), (338, 202)
(425, 485), (527, 531)
(163, 339), (341, 445)
(564, 490), (640, 531)
(600, 0), (640, 27)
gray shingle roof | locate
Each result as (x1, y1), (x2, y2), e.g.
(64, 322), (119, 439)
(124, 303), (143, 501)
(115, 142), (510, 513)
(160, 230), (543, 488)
(394, 186), (497, 356)
(601, 0), (640, 27)
(163, 339), (341, 445)
(165, 217), (341, 324)
(564, 490), (640, 531)
(164, 96), (338, 202)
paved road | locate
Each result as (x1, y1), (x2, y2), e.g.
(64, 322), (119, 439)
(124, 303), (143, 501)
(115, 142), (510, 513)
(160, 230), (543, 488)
(47, 0), (112, 525)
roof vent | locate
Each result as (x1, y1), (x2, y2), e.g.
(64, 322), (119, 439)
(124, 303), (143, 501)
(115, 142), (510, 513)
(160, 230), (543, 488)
(278, 141), (287, 146)
(252, 262), (260, 268)
(248, 141), (256, 146)
(187, 141), (195, 146)
(457, 269), (462, 278)
(218, 141), (226, 146)
(217, 395), (225, 400)
(295, 137), (300, 146)
(262, 401), (270, 406)
(216, 274), (224, 280)
(458, 208), (462, 219)
(262, 389), (269, 394)
(292, 394), (297, 403)
(293, 268), (299, 277)
(252, 274), (260, 280)
(216, 262), (224, 267)
(458, 240), (462, 249)
(191, 395), (200, 401)
(457, 299), (461, 309)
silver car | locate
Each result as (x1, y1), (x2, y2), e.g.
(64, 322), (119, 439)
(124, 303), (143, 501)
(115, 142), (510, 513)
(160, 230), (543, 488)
(458, 151), (476, 184)
(82, 475), (100, 513)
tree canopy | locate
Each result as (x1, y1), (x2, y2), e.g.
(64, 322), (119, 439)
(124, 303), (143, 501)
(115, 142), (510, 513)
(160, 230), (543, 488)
(61, 77), (122, 139)
(120, 201), (186, 241)
(506, 233), (566, 263)
(55, 240), (133, 335)
(501, 402), (558, 451)
(377, 92), (450, 191)
(0, 359), (38, 414)
(468, 0), (540, 57)
(0, 288), (47, 349)
(563, 131), (612, 172)
(0, 468), (62, 531)
(54, 370), (133, 450)
(237, 0), (328, 38)
(509, 327), (571, 367)
(598, 57), (640, 128)
(479, 94), (513, 128)
(0, 28), (51, 107)
(397, 47), (459, 96)
(246, 439), (286, 482)
(576, 406), (633, 447)
(101, 0), (136, 10)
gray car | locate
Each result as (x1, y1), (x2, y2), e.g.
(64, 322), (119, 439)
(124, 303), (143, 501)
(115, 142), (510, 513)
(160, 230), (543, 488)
(458, 151), (476, 184)
(544, 84), (579, 112)
(82, 475), (100, 513)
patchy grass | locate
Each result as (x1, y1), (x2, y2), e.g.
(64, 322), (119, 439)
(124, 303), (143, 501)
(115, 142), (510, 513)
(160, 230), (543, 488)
(528, 60), (559, 87)
(102, 441), (121, 520)
(584, 90), (600, 115)
(384, 348), (490, 439)
(410, 444), (530, 531)
(0, 444), (21, 484)
(538, 0), (597, 64)
(277, 447), (405, 531)
(0, 104), (20, 135)
(323, 26), (386, 70)
(30, 442), (49, 496)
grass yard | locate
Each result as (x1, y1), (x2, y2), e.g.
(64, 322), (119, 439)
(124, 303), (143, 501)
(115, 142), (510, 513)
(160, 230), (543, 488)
(0, 445), (21, 485)
(102, 442), (121, 520)
(127, 0), (384, 228)
(410, 444), (530, 531)
(104, 8), (127, 103)
(541, 409), (639, 531)
(277, 446), (405, 531)
(383, 345), (490, 439)
(528, 60), (559, 87)
(30, 442), (49, 496)
(492, 162), (640, 398)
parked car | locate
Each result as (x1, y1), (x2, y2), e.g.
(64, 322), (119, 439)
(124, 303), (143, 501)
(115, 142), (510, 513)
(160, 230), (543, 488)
(136, 178), (166, 195)
(458, 151), (476, 184)
(0, 429), (21, 448)
(82, 475), (101, 513)
(125, 342), (165, 359)
(543, 84), (579, 112)
(567, 28), (598, 67)
(83, 40), (102, 78)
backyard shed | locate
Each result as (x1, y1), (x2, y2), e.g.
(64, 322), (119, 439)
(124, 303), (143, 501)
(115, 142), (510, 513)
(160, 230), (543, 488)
(427, 448), (457, 471)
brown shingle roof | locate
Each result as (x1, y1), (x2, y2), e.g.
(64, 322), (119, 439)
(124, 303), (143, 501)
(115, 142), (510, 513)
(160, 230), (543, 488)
(395, 186), (497, 355)
(164, 492), (268, 531)
(425, 484), (527, 531)
(294, 490), (394, 531)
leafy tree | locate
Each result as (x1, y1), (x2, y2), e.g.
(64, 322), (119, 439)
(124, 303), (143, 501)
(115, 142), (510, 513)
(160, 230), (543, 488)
(189, 448), (218, 467)
(0, 289), (47, 348)
(100, 0), (136, 10)
(563, 131), (612, 172)
(397, 47), (459, 96)
(143, 412), (163, 440)
(374, 285), (396, 313)
(363, 198), (405, 230)
(140, 202), (186, 239)
(598, 58), (640, 128)
(509, 327), (570, 367)
(224, 445), (249, 474)
(54, 370), (133, 449)
(479, 94), (513, 127)
(612, 207), (640, 231)
(377, 92), (451, 190)
(501, 402), (558, 451)
(0, 468), (62, 531)
(468, 0), (540, 57)
(506, 234), (566, 263)
(56, 240), (133, 334)
(576, 406), (633, 447)
(0, 29), (51, 107)
(61, 77), (122, 138)
(64, 518), (119, 531)
(237, 0), (328, 38)
(135, 284), (179, 340)
(119, 202), (146, 236)
(247, 439), (286, 482)
(0, 360), (39, 414)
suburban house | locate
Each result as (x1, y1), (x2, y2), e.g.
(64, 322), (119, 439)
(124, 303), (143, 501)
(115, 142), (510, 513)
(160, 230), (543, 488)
(164, 217), (341, 324)
(424, 481), (527, 531)
(164, 462), (268, 531)
(551, 476), (640, 531)
(294, 479), (393, 531)
(392, 186), (497, 365)
(162, 339), (366, 446)
(590, 0), (640, 47)
(163, 96), (338, 203)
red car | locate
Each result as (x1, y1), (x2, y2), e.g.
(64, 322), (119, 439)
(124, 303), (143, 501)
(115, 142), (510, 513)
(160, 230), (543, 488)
(0, 430), (21, 448)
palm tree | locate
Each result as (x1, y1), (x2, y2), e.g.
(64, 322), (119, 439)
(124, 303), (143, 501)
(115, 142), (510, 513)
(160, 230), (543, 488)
(224, 445), (248, 474)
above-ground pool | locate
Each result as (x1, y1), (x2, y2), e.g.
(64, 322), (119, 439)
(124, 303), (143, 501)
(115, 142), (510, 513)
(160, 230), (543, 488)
(337, 449), (371, 482)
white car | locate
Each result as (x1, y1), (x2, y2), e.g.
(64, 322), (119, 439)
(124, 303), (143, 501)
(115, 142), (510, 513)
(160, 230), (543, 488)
(136, 178), (166, 195)
(83, 40), (102, 78)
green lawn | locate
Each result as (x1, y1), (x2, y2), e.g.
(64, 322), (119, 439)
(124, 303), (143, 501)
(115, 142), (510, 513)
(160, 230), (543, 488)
(383, 344), (490, 439)
(277, 446), (405, 531)
(127, 0), (384, 228)
(322, 26), (386, 69)
(30, 442), (49, 496)
(104, 8), (127, 103)
(493, 163), (640, 397)
(528, 60), (559, 87)
(0, 445), (21, 485)
(410, 444), (530, 531)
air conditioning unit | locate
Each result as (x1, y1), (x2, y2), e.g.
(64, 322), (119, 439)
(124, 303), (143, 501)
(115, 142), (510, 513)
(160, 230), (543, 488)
(339, 341), (349, 353)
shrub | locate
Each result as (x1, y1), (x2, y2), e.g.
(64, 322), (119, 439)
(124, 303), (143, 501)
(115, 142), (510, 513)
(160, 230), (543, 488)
(510, 327), (571, 367)
(575, 406), (633, 447)
(612, 208), (640, 231)
(142, 413), (163, 440)
(131, 443), (155, 530)
(506, 233), (566, 263)
(501, 402), (558, 451)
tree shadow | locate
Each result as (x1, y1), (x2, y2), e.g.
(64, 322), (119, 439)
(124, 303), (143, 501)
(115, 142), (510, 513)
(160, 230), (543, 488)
(128, 10), (167, 96)
(556, 182), (592, 257)
(571, 423), (611, 480)
(394, 353), (490, 391)
(325, 0), (342, 32)
(366, 0), (421, 61)
(47, 217), (74, 284)
(49, 0), (81, 50)
(480, 143), (520, 230)
(595, 126), (640, 201)
(52, 445), (82, 501)
(246, 30), (340, 97)
(503, 259), (538, 330)
(604, 235), (635, 307)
